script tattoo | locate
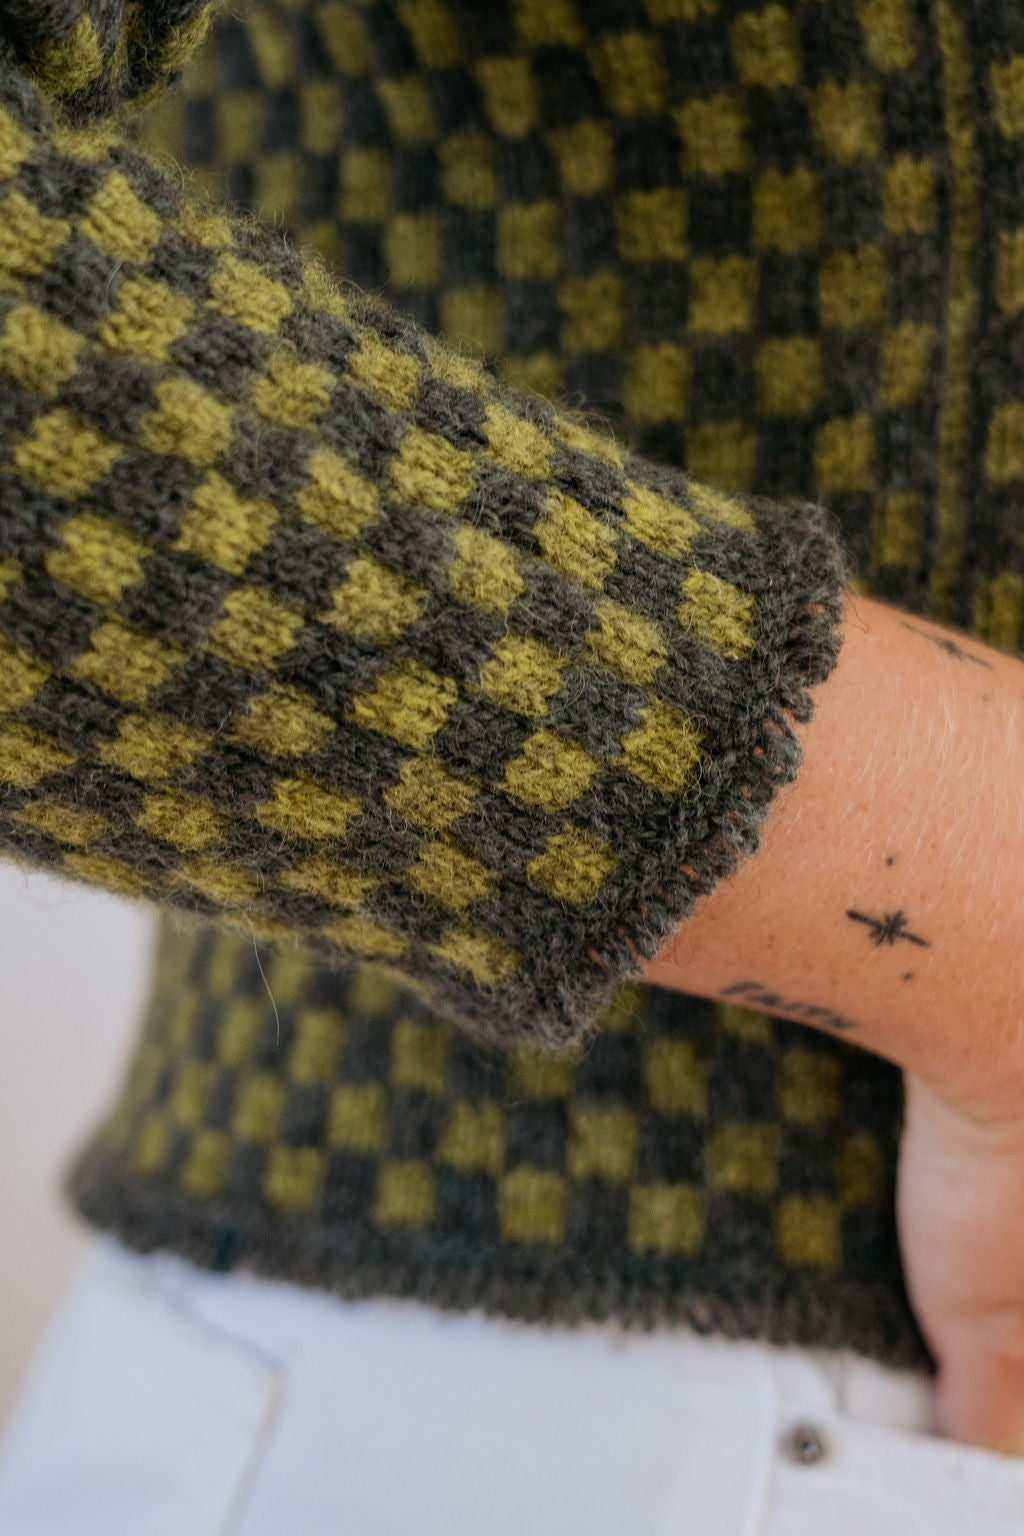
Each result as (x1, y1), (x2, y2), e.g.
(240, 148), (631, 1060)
(846, 908), (930, 948)
(720, 981), (860, 1031)
(901, 621), (993, 669)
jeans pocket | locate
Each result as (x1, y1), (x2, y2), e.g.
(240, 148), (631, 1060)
(0, 1239), (283, 1536)
(761, 1350), (1024, 1536)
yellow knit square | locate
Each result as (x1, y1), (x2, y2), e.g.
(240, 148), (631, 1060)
(974, 570), (1024, 648)
(180, 1130), (229, 1199)
(560, 271), (623, 353)
(568, 1106), (637, 1182)
(297, 447), (380, 541)
(778, 1050), (841, 1124)
(499, 1167), (566, 1244)
(340, 147), (390, 221)
(645, 1039), (707, 1118)
(315, 0), (372, 73)
(706, 1122), (780, 1192)
(140, 377), (235, 466)
(208, 586), (304, 670)
(14, 801), (107, 847)
(475, 57), (538, 138)
(883, 155), (934, 236)
(590, 33), (666, 116)
(97, 276), (194, 361)
(377, 75), (437, 142)
(686, 420), (757, 492)
(754, 167), (821, 251)
(777, 1195), (841, 1268)
(430, 922), (518, 984)
(814, 414), (876, 493)
(384, 755), (479, 831)
(992, 56), (1024, 139)
(485, 403), (554, 477)
(624, 343), (690, 423)
(549, 121), (612, 196)
(629, 1183), (704, 1254)
(880, 321), (933, 405)
(586, 598), (667, 683)
(324, 556), (427, 643)
(440, 285), (502, 356)
(46, 513), (148, 604)
(478, 633), (566, 716)
(873, 491), (920, 566)
(12, 409), (120, 497)
(349, 331), (422, 412)
(174, 472), (277, 575)
(97, 711), (207, 780)
(214, 997), (262, 1070)
(986, 402), (1024, 483)
(396, 0), (462, 66)
(560, 414), (625, 467)
(811, 80), (882, 161)
(0, 106), (36, 181)
(534, 489), (618, 588)
(0, 303), (82, 398)
(526, 827), (617, 904)
(256, 776), (361, 839)
(499, 351), (563, 399)
(374, 1161), (435, 1226)
(619, 701), (704, 795)
(615, 188), (687, 264)
(835, 1133), (884, 1206)
(171, 1060), (216, 1127)
(675, 93), (750, 177)
(820, 247), (888, 328)
(438, 1101), (505, 1175)
(62, 849), (144, 897)
(348, 657), (459, 749)
(328, 1082), (387, 1151)
(252, 348), (335, 428)
(176, 202), (234, 250)
(512, 0), (582, 46)
(81, 172), (161, 264)
(731, 6), (800, 88)
(440, 132), (497, 208)
(234, 1073), (285, 1141)
(390, 425), (475, 513)
(386, 212), (441, 286)
(497, 200), (560, 280)
(280, 855), (377, 908)
(0, 635), (47, 712)
(136, 791), (224, 851)
(132, 1112), (170, 1175)
(755, 336), (821, 416)
(678, 568), (755, 658)
(391, 1019), (451, 1093)
(300, 78), (343, 155)
(405, 838), (496, 910)
(175, 858), (260, 906)
(504, 727), (600, 811)
(0, 724), (79, 789)
(244, 4), (295, 85)
(207, 252), (294, 334)
(689, 256), (757, 334)
(856, 0), (915, 71)
(71, 620), (182, 704)
(229, 684), (336, 757)
(35, 15), (104, 103)
(0, 190), (70, 292)
(997, 227), (1024, 314)
(623, 481), (699, 558)
(507, 1044), (576, 1098)
(267, 1146), (324, 1213)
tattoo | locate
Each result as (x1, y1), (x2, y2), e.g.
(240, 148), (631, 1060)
(901, 621), (993, 669)
(846, 908), (930, 947)
(721, 981), (860, 1031)
(885, 856), (894, 866)
(903, 972), (914, 981)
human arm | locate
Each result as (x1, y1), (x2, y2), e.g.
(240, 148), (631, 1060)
(642, 590), (1024, 1454)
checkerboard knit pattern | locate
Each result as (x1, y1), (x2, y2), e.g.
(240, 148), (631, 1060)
(25, 0), (1024, 1366)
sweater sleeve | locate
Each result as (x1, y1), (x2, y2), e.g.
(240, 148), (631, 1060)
(0, 40), (850, 1052)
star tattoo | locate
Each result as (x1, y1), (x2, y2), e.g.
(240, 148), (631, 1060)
(846, 908), (930, 948)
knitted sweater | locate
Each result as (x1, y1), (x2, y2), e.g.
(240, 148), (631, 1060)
(5, 0), (1016, 1368)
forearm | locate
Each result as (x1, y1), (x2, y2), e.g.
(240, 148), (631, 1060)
(642, 591), (1024, 1125)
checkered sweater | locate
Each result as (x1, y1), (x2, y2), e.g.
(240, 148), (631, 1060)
(12, 0), (1021, 1365)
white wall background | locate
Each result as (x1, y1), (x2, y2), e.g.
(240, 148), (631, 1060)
(0, 866), (153, 1430)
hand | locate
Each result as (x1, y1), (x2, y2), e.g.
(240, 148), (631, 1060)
(898, 1072), (1024, 1455)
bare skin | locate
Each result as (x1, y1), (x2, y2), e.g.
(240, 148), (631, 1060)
(641, 590), (1024, 1456)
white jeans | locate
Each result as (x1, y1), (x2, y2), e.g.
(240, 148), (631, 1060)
(3, 1237), (1024, 1535)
